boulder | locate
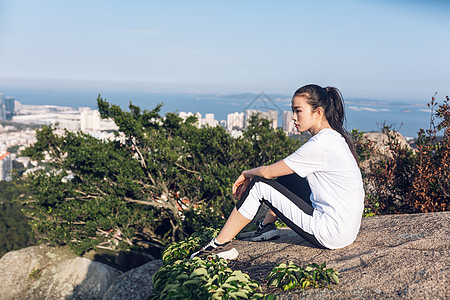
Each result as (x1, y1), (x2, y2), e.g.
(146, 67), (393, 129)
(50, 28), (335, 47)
(0, 245), (119, 300)
(1, 212), (448, 299)
(360, 131), (412, 169)
(232, 211), (449, 299)
(102, 259), (163, 300)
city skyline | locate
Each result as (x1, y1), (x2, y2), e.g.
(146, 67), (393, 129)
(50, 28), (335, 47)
(0, 1), (449, 104)
(0, 85), (438, 138)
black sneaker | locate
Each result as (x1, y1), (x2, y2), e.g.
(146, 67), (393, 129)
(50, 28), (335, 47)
(251, 222), (280, 241)
(190, 238), (239, 260)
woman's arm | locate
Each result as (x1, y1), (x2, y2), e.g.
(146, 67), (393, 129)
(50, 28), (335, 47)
(233, 160), (294, 199)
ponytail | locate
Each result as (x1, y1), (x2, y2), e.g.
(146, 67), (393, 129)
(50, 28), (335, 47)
(294, 84), (359, 164)
(323, 87), (359, 164)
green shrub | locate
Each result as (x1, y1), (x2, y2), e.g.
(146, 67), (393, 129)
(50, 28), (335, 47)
(267, 261), (339, 291)
(151, 256), (272, 300)
(0, 181), (35, 257)
(162, 227), (219, 265)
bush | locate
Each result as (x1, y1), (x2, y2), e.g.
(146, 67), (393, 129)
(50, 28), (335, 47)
(0, 181), (35, 257)
(151, 256), (270, 300)
(267, 261), (339, 290)
(358, 95), (449, 214)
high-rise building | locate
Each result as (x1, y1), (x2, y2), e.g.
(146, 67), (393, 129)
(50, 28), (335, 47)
(262, 110), (278, 129)
(245, 109), (277, 129)
(194, 112), (202, 128)
(283, 111), (295, 133)
(204, 113), (218, 127)
(4, 97), (15, 120)
(227, 112), (244, 130)
(80, 108), (100, 131)
(0, 152), (12, 181)
(0, 93), (5, 121)
(244, 109), (261, 127)
(178, 111), (194, 120)
(179, 111), (203, 128)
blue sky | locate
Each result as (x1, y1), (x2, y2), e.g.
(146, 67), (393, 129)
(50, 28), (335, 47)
(0, 0), (449, 102)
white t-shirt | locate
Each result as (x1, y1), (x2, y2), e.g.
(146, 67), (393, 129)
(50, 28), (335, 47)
(284, 128), (364, 249)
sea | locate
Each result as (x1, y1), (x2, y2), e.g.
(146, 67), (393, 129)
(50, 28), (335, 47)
(1, 87), (439, 139)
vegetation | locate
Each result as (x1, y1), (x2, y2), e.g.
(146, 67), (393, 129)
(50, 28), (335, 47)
(0, 181), (35, 257)
(154, 231), (337, 298)
(361, 95), (449, 214)
(19, 96), (301, 255)
(161, 227), (219, 265)
(267, 261), (339, 290)
(151, 256), (269, 300)
(154, 228), (267, 299)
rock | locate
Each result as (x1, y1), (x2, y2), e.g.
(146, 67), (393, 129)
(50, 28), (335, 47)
(0, 245), (120, 300)
(363, 131), (411, 154)
(102, 259), (163, 300)
(360, 131), (412, 170)
(0, 245), (48, 299)
(232, 211), (450, 299)
(1, 212), (448, 299)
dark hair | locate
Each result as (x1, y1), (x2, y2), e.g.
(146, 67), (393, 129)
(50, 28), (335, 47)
(294, 84), (358, 163)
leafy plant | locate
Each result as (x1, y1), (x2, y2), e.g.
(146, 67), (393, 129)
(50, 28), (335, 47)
(274, 219), (287, 228)
(29, 267), (43, 280)
(151, 256), (272, 300)
(351, 129), (374, 165)
(162, 227), (219, 265)
(267, 261), (339, 291)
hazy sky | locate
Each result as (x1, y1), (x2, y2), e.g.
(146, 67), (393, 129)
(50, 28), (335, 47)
(0, 0), (449, 102)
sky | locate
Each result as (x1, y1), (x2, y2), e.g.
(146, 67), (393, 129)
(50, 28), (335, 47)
(0, 0), (449, 102)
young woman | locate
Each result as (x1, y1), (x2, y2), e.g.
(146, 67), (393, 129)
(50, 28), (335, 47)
(192, 84), (365, 259)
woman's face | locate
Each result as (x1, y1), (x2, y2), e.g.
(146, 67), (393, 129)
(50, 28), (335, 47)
(291, 96), (319, 133)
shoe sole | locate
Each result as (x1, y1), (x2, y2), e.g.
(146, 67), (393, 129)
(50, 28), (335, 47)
(191, 247), (239, 260)
(250, 230), (280, 242)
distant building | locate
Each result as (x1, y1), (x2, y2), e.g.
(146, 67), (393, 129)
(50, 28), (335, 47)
(178, 111), (194, 120)
(227, 112), (244, 130)
(0, 152), (12, 181)
(0, 93), (5, 121)
(4, 97), (15, 120)
(179, 111), (202, 128)
(80, 108), (100, 131)
(245, 109), (260, 127)
(194, 112), (202, 128)
(283, 111), (295, 133)
(245, 109), (278, 129)
(204, 113), (218, 127)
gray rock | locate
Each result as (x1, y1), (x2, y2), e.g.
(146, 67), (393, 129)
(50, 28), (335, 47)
(0, 245), (48, 299)
(102, 259), (163, 300)
(232, 211), (450, 299)
(0, 245), (120, 300)
(1, 211), (448, 299)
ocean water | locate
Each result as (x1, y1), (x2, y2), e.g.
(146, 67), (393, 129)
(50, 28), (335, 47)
(1, 87), (436, 138)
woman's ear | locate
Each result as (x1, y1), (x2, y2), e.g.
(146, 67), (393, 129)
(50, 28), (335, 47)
(314, 107), (325, 118)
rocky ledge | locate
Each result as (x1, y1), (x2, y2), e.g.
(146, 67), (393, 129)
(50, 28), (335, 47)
(0, 211), (448, 299)
(232, 211), (449, 299)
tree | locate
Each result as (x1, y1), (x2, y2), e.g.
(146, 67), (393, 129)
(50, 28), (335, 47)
(0, 181), (35, 257)
(20, 96), (302, 255)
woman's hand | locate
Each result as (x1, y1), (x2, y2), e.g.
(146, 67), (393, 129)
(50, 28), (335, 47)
(232, 173), (250, 200)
